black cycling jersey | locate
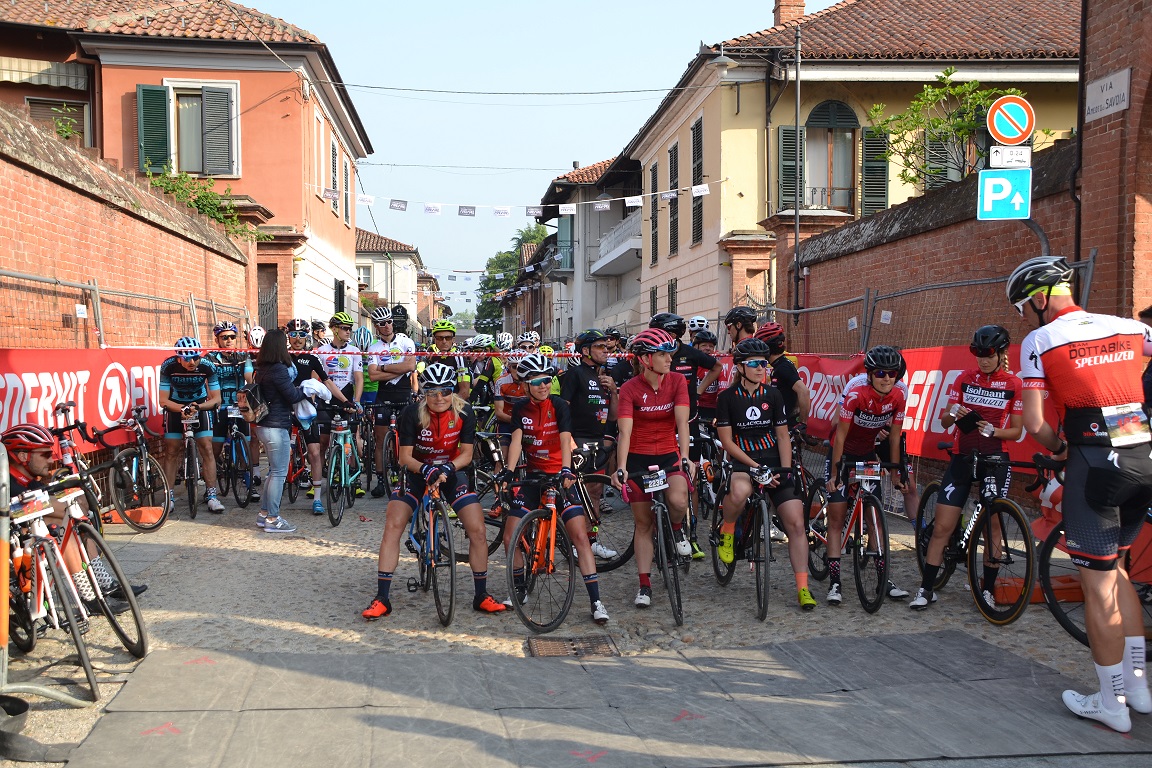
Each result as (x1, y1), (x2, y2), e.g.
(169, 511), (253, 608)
(715, 381), (788, 462)
(671, 343), (717, 421)
(769, 355), (802, 426)
(559, 361), (610, 439)
(290, 353), (329, 387)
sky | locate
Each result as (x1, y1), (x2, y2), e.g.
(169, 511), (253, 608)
(253, 0), (838, 312)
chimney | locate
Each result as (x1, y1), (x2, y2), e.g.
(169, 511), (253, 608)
(773, 0), (805, 26)
(572, 161), (580, 169)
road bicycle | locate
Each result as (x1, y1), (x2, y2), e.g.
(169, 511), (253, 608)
(914, 441), (1037, 625)
(371, 400), (409, 499)
(456, 430), (507, 562)
(626, 461), (693, 627)
(172, 409), (205, 518)
(709, 466), (792, 620)
(324, 409), (362, 527)
(402, 476), (456, 626)
(215, 406), (255, 508)
(505, 472), (577, 633)
(570, 440), (634, 573)
(283, 424), (310, 503)
(694, 422), (724, 523)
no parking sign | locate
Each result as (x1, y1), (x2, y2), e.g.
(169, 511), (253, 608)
(986, 95), (1036, 146)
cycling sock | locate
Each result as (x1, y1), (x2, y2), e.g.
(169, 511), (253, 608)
(512, 567), (525, 588)
(720, 521), (736, 535)
(1096, 661), (1127, 711)
(639, 573), (651, 589)
(583, 573), (600, 603)
(982, 565), (999, 594)
(828, 558), (841, 584)
(473, 570), (488, 598)
(72, 571), (96, 601)
(1124, 636), (1148, 692)
(89, 557), (116, 591)
(795, 572), (809, 591)
(376, 571), (393, 602)
(921, 563), (940, 593)
(206, 486), (218, 499)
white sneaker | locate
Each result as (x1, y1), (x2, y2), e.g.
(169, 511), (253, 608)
(591, 541), (618, 559)
(1062, 689), (1131, 733)
(909, 587), (938, 610)
(826, 583), (843, 605)
(769, 523), (787, 542)
(675, 538), (693, 557)
(887, 581), (910, 599)
(206, 497), (225, 514)
(592, 600), (609, 625)
(635, 587), (652, 608)
(1125, 686), (1152, 714)
(982, 589), (1000, 611)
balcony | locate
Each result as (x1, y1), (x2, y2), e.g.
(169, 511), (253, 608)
(539, 243), (574, 283)
(592, 209), (642, 277)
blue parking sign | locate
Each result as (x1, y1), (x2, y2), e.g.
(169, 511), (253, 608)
(977, 169), (1032, 220)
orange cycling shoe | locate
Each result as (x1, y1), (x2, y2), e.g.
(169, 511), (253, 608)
(362, 598), (392, 620)
(473, 594), (507, 613)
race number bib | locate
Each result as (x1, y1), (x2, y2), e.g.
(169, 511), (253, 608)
(1101, 403), (1151, 447)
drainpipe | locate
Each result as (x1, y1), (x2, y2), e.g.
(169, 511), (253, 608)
(792, 26), (803, 316)
(1070, 0), (1088, 267)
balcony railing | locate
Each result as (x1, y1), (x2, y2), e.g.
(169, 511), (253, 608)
(597, 209), (642, 263)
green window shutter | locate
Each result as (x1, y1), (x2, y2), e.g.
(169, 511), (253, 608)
(860, 128), (889, 217)
(201, 86), (234, 176)
(778, 125), (805, 210)
(925, 138), (951, 191)
(649, 161), (658, 264)
(690, 118), (703, 244)
(649, 286), (658, 317)
(136, 84), (171, 173)
(668, 144), (679, 256)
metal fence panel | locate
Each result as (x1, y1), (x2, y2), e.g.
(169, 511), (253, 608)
(762, 293), (869, 356)
(0, 272), (100, 348)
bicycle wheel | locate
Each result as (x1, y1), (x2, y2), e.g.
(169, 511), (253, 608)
(382, 431), (402, 496)
(754, 503), (772, 621)
(184, 447), (198, 519)
(230, 439), (253, 508)
(656, 503), (684, 626)
(414, 504), (431, 591)
(968, 499), (1035, 626)
(578, 475), (634, 573)
(429, 499), (457, 627)
(216, 444), (232, 497)
(77, 522), (147, 658)
(325, 447), (347, 527)
(915, 481), (957, 589)
(40, 542), (100, 701)
(509, 508), (576, 634)
(806, 483), (830, 581)
(286, 445), (302, 504)
(1038, 525), (1089, 646)
(9, 587), (36, 654)
(111, 449), (171, 532)
(853, 495), (888, 614)
(709, 501), (736, 586)
(456, 470), (505, 564)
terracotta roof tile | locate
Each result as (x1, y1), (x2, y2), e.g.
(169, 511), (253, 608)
(554, 157), (616, 185)
(721, 0), (1078, 60)
(356, 229), (415, 254)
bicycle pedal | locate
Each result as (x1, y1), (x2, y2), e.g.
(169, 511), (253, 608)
(404, 541), (417, 554)
(406, 577), (419, 593)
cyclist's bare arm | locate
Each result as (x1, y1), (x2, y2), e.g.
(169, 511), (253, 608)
(793, 380), (811, 424)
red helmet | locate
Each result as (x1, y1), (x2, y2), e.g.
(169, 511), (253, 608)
(1, 423), (55, 452)
(628, 328), (677, 355)
(754, 322), (785, 343)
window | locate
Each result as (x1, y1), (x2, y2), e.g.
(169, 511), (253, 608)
(690, 118), (703, 244)
(343, 157), (351, 226)
(804, 101), (859, 212)
(649, 286), (658, 317)
(330, 139), (339, 215)
(860, 128), (889, 217)
(668, 278), (678, 314)
(136, 82), (238, 175)
(357, 265), (372, 288)
(649, 161), (659, 265)
(28, 98), (89, 146)
(667, 144), (679, 256)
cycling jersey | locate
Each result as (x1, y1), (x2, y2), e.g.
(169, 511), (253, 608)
(558, 361), (610, 439)
(398, 403), (476, 465)
(715, 381), (788, 460)
(289, 352), (329, 387)
(617, 372), (689, 457)
(1020, 307), (1152, 446)
(770, 355), (803, 426)
(9, 465), (44, 494)
(315, 342), (362, 398)
(159, 356), (220, 405)
(945, 368), (1023, 453)
(204, 351), (252, 408)
(494, 373), (528, 432)
(511, 395), (571, 474)
(838, 376), (907, 455)
(671, 343), (717, 420)
(368, 334), (416, 401)
(422, 346), (471, 385)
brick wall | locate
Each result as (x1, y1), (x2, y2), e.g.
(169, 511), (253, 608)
(0, 102), (255, 349)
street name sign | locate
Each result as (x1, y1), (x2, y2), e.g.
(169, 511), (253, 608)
(977, 168), (1032, 220)
(1085, 68), (1131, 123)
(986, 95), (1036, 146)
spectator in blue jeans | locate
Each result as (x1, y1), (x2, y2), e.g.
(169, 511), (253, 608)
(254, 328), (306, 533)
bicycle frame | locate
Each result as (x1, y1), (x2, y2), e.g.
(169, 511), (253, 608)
(328, 415), (362, 489)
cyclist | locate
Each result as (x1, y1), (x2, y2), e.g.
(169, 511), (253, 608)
(362, 363), (507, 620)
(496, 332), (514, 354)
(422, 319), (471, 400)
(825, 345), (910, 605)
(517, 331), (540, 353)
(316, 312), (365, 495)
(498, 353), (609, 624)
(207, 322), (259, 502)
(560, 328), (619, 559)
(493, 349), (529, 451)
(611, 328), (694, 608)
(693, 330), (726, 425)
(159, 337), (224, 513)
(1008, 256), (1152, 732)
(723, 306), (758, 348)
(688, 315), (710, 334)
(912, 325), (1024, 610)
(366, 306), (417, 498)
(467, 334), (501, 406)
(354, 325), (377, 409)
(715, 339), (814, 610)
(756, 322), (811, 430)
(538, 345), (562, 394)
(309, 320), (329, 350)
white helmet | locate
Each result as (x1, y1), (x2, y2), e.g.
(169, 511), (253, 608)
(688, 315), (709, 332)
(517, 331), (540, 346)
(248, 326), (266, 348)
(496, 332), (514, 352)
(471, 334), (495, 349)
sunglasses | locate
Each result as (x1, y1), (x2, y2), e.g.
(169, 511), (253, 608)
(969, 345), (998, 358)
(527, 376), (553, 387)
(741, 359), (769, 368)
(423, 387), (454, 397)
(374, 320), (393, 326)
(434, 334), (455, 341)
(217, 334), (237, 341)
(288, 331), (308, 338)
(333, 325), (354, 331)
(590, 343), (610, 351)
(871, 369), (899, 379)
(647, 342), (677, 353)
(518, 344), (537, 350)
(30, 450), (54, 459)
(1012, 296), (1032, 316)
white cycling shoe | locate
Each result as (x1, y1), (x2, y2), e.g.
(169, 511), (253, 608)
(1062, 690), (1131, 733)
(591, 541), (618, 559)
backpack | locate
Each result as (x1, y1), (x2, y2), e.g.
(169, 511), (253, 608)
(236, 376), (269, 424)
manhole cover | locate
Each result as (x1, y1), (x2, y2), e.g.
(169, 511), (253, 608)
(527, 635), (619, 658)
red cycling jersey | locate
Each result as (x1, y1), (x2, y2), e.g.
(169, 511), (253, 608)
(512, 395), (571, 474)
(946, 368), (1023, 453)
(398, 403), (475, 464)
(618, 372), (689, 457)
(838, 377), (907, 455)
(696, 361), (731, 410)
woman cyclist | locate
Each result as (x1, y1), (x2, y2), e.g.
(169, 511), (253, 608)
(611, 328), (694, 608)
(362, 363), (507, 620)
(911, 325), (1024, 609)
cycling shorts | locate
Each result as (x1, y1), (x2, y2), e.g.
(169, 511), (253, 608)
(370, 399), (409, 428)
(624, 452), (689, 504)
(395, 468), (477, 513)
(165, 409), (213, 440)
(291, 416), (320, 445)
(317, 405), (360, 435)
(935, 453), (1010, 508)
(1061, 444), (1152, 571)
(825, 450), (878, 504)
(511, 482), (585, 524)
(359, 390), (376, 406)
(729, 456), (799, 508)
(212, 410), (250, 442)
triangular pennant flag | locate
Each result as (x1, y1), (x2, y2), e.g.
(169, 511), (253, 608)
(525, 206), (543, 217)
(593, 201), (610, 211)
(448, 274), (457, 281)
(660, 191), (678, 200)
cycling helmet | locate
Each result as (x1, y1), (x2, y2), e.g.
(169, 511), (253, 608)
(353, 326), (373, 350)
(370, 306), (393, 323)
(972, 324), (1011, 352)
(311, 320), (327, 333)
(1006, 256), (1074, 311)
(174, 336), (202, 359)
(604, 327), (623, 341)
(629, 328), (677, 355)
(248, 326), (265, 348)
(431, 319), (456, 335)
(1, 424), (55, 452)
(754, 321), (785, 345)
(517, 331), (540, 345)
(213, 321), (238, 337)
(330, 312), (355, 327)
(495, 332), (514, 352)
(688, 315), (709, 332)
(419, 362), (457, 389)
(724, 306), (757, 326)
(575, 328), (606, 351)
(733, 338), (773, 363)
(505, 349), (528, 370)
(286, 318), (310, 334)
(516, 353), (554, 379)
(471, 333), (495, 350)
(538, 345), (555, 356)
(692, 330), (718, 346)
(649, 312), (687, 339)
(863, 345), (904, 372)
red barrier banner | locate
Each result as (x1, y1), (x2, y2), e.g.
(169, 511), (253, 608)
(0, 348), (165, 451)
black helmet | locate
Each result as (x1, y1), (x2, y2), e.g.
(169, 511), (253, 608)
(692, 330), (718, 346)
(604, 327), (623, 340)
(310, 319), (326, 332)
(1005, 256), (1074, 311)
(286, 318), (309, 334)
(724, 306), (757, 326)
(649, 312), (686, 339)
(575, 328), (606, 351)
(863, 345), (904, 372)
(972, 324), (1011, 353)
(733, 338), (773, 363)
